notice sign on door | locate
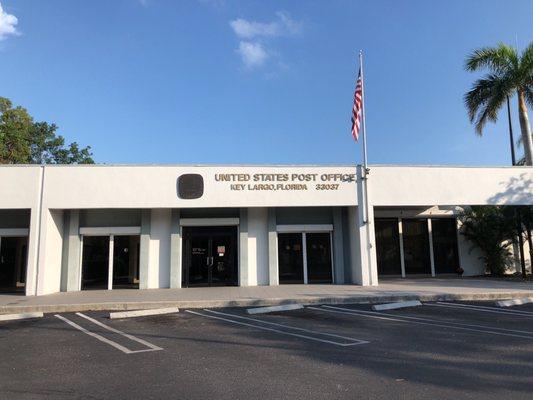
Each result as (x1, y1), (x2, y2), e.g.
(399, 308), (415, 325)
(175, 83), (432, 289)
(217, 246), (225, 257)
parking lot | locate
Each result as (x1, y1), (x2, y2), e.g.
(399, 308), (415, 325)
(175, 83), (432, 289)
(1, 301), (533, 400)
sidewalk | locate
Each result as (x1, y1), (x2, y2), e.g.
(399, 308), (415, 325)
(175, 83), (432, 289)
(1, 277), (532, 314)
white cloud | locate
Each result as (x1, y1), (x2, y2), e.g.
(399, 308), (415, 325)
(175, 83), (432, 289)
(229, 11), (302, 70)
(237, 41), (268, 68)
(0, 2), (19, 41)
(230, 12), (301, 39)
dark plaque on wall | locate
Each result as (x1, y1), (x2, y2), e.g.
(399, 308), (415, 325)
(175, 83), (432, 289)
(177, 174), (204, 199)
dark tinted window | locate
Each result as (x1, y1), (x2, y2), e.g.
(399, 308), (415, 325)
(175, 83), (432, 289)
(403, 219), (431, 275)
(432, 219), (459, 274)
(375, 219), (402, 275)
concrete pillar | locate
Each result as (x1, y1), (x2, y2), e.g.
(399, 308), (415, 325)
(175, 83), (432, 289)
(332, 207), (345, 284)
(148, 209), (171, 289)
(355, 165), (378, 286)
(268, 207), (278, 285)
(239, 208), (249, 286)
(169, 209), (181, 288)
(247, 207), (269, 286)
(36, 209), (65, 295)
(139, 209), (151, 289)
(61, 210), (81, 292)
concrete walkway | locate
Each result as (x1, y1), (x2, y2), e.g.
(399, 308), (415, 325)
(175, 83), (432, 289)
(0, 277), (532, 314)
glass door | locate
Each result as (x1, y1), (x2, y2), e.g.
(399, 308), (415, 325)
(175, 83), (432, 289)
(432, 219), (459, 274)
(402, 219), (431, 275)
(306, 233), (333, 283)
(81, 236), (110, 290)
(182, 226), (238, 287)
(278, 233), (304, 284)
(112, 235), (140, 289)
(374, 219), (402, 275)
(278, 232), (333, 284)
(0, 237), (28, 293)
(210, 229), (237, 285)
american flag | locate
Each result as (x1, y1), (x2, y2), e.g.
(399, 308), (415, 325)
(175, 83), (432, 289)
(351, 69), (363, 141)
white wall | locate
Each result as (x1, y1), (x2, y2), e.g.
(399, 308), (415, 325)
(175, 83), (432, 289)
(148, 209), (172, 288)
(371, 166), (533, 206)
(247, 207), (269, 286)
(40, 165), (358, 209)
(0, 166), (42, 209)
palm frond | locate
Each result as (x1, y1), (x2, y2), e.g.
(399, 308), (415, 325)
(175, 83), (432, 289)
(520, 41), (533, 75)
(464, 73), (511, 135)
(465, 43), (517, 74)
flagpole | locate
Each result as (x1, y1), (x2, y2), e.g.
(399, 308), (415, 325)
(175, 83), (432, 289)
(359, 50), (368, 172)
(359, 50), (370, 225)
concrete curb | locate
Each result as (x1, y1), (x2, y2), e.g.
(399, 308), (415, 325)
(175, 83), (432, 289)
(1, 291), (532, 315)
(372, 300), (422, 311)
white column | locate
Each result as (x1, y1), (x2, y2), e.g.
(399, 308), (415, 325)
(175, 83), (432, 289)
(35, 209), (65, 295)
(108, 235), (114, 290)
(302, 233), (308, 284)
(398, 218), (406, 278)
(169, 209), (181, 289)
(148, 208), (172, 289)
(355, 165), (378, 286)
(268, 208), (279, 286)
(247, 207), (269, 286)
(428, 219), (436, 277)
(239, 208), (249, 287)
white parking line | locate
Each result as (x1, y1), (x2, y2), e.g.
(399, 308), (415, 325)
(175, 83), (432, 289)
(55, 314), (162, 354)
(309, 305), (533, 340)
(186, 309), (369, 347)
(429, 302), (533, 317)
(76, 313), (163, 351)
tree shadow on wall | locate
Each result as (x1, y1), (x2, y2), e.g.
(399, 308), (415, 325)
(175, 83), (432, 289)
(487, 173), (533, 205)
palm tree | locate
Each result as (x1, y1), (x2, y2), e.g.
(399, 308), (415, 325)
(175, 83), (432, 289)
(465, 43), (533, 165)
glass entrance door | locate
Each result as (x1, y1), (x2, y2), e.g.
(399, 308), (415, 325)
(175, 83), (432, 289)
(375, 219), (402, 275)
(403, 219), (431, 275)
(278, 233), (304, 283)
(0, 237), (28, 293)
(182, 226), (238, 287)
(81, 235), (140, 290)
(432, 219), (460, 274)
(306, 233), (333, 283)
(278, 232), (333, 284)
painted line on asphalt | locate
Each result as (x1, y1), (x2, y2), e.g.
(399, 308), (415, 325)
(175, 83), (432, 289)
(322, 305), (533, 336)
(308, 305), (533, 340)
(0, 312), (43, 322)
(109, 307), (180, 319)
(186, 309), (369, 347)
(204, 309), (368, 343)
(247, 304), (303, 315)
(55, 314), (162, 354)
(372, 300), (422, 311)
(429, 302), (533, 317)
(76, 313), (163, 352)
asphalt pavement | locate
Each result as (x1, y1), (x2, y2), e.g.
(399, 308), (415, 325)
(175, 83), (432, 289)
(1, 300), (532, 399)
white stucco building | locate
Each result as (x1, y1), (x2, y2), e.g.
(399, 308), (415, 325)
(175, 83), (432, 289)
(0, 164), (531, 296)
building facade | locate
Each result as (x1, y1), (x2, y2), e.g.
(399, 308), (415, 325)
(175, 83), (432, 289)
(0, 164), (531, 296)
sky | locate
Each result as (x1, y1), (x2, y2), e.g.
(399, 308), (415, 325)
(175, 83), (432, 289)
(0, 0), (532, 166)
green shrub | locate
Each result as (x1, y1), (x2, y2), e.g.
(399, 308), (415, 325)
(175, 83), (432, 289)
(459, 206), (515, 276)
